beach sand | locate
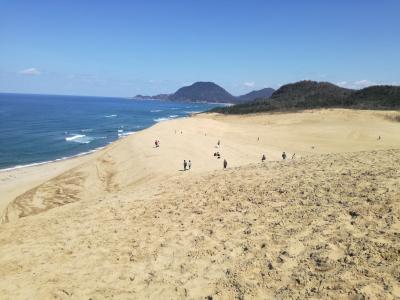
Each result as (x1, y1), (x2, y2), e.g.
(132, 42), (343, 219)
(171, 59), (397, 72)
(0, 109), (399, 299)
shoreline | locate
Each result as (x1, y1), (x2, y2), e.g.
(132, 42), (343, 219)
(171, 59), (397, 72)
(0, 116), (173, 173)
(1, 108), (400, 220)
(0, 146), (105, 173)
(4, 107), (396, 173)
(0, 110), (207, 173)
(0, 115), (188, 216)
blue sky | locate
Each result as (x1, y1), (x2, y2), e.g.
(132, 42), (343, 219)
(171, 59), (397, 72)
(1, 0), (399, 97)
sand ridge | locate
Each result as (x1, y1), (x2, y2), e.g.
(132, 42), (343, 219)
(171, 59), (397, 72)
(0, 149), (399, 299)
(0, 109), (399, 299)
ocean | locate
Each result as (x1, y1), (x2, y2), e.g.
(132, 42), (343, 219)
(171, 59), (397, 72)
(0, 93), (222, 170)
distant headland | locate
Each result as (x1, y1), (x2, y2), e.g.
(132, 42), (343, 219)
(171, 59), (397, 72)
(133, 80), (400, 110)
(133, 81), (275, 103)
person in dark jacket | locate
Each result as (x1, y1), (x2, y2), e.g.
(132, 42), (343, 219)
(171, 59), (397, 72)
(282, 152), (287, 160)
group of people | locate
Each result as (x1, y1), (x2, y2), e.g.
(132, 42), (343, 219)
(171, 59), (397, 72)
(183, 159), (192, 171)
(216, 140), (228, 169)
(260, 151), (295, 162)
(154, 135), (296, 172)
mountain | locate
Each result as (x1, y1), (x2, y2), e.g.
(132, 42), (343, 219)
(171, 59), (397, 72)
(211, 80), (400, 114)
(346, 86), (400, 108)
(133, 83), (275, 104)
(168, 82), (236, 103)
(270, 80), (352, 107)
(133, 94), (170, 100)
(237, 87), (275, 102)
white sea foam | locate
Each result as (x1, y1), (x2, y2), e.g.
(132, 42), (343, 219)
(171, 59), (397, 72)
(185, 111), (201, 114)
(154, 114), (183, 122)
(154, 117), (169, 122)
(105, 114), (117, 118)
(66, 134), (85, 141)
(117, 129), (124, 133)
(81, 128), (93, 132)
(65, 134), (94, 144)
(150, 109), (162, 113)
(118, 131), (135, 138)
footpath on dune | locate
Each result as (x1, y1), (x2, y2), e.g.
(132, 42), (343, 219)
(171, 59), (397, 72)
(0, 149), (399, 299)
(1, 109), (400, 223)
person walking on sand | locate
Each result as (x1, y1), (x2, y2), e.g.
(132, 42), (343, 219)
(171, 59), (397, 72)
(183, 160), (187, 171)
(223, 159), (227, 169)
(261, 154), (266, 162)
(292, 153), (296, 160)
(217, 140), (220, 146)
(282, 152), (287, 160)
(188, 160), (192, 170)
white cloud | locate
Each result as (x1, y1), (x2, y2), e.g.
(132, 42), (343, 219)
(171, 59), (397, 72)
(354, 79), (375, 87)
(19, 68), (41, 75)
(336, 81), (348, 87)
(243, 82), (255, 87)
(336, 80), (377, 89)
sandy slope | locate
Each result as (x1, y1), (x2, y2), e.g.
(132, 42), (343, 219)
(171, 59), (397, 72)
(0, 154), (95, 215)
(0, 109), (399, 299)
(1, 109), (399, 221)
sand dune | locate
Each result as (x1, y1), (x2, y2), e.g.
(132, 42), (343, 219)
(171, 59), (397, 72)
(0, 109), (399, 299)
(2, 109), (399, 222)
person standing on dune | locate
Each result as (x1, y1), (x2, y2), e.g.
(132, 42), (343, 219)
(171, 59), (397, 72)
(262, 154), (266, 162)
(188, 160), (192, 170)
(183, 160), (187, 171)
(282, 152), (287, 160)
(223, 159), (227, 169)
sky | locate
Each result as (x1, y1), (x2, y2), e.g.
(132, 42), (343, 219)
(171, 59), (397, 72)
(1, 0), (399, 97)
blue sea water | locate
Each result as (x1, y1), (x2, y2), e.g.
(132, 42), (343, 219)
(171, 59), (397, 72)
(0, 93), (222, 170)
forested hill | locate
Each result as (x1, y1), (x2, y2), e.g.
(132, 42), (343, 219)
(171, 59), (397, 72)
(237, 87), (275, 102)
(211, 81), (400, 114)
